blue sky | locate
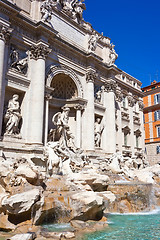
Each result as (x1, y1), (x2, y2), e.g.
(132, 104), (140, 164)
(83, 0), (160, 87)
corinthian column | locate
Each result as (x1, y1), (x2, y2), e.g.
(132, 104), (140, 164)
(85, 70), (96, 151)
(26, 44), (51, 144)
(0, 26), (12, 136)
(103, 79), (117, 154)
(128, 94), (135, 156)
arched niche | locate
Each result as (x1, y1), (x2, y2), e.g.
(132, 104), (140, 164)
(51, 73), (78, 99)
(46, 65), (83, 98)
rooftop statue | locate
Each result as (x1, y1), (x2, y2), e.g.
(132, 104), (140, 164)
(40, 0), (86, 24)
(108, 43), (118, 66)
(88, 30), (102, 52)
(40, 0), (57, 23)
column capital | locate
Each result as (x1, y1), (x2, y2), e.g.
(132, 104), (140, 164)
(86, 70), (97, 83)
(74, 104), (85, 111)
(30, 44), (51, 60)
(104, 79), (117, 93)
(45, 93), (53, 100)
(0, 26), (12, 43)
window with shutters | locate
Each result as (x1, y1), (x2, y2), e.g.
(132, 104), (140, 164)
(154, 94), (160, 104)
(157, 126), (160, 138)
(154, 110), (160, 121)
(157, 145), (160, 154)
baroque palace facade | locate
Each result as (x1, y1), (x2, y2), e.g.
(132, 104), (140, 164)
(0, 0), (145, 160)
(142, 80), (160, 164)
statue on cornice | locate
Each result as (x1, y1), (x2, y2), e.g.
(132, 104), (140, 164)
(72, 0), (86, 24)
(88, 30), (102, 52)
(61, 0), (86, 24)
(40, 0), (57, 23)
(108, 43), (118, 66)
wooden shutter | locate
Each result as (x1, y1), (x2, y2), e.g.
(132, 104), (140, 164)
(154, 111), (157, 121)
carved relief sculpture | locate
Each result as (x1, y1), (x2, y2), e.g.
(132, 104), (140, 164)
(4, 94), (21, 135)
(94, 118), (104, 147)
(9, 48), (28, 74)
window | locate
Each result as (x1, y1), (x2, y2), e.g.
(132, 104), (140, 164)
(154, 94), (160, 104)
(122, 96), (126, 108)
(136, 135), (139, 148)
(157, 126), (160, 138)
(124, 133), (127, 146)
(122, 126), (130, 146)
(143, 114), (145, 123)
(154, 110), (160, 121)
(156, 145), (160, 154)
(157, 145), (160, 154)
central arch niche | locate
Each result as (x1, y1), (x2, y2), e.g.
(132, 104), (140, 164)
(51, 73), (78, 99)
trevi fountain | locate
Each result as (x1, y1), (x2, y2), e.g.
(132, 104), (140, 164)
(0, 0), (160, 239)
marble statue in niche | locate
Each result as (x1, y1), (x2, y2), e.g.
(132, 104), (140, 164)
(4, 94), (21, 136)
(94, 86), (102, 103)
(45, 107), (86, 175)
(94, 118), (104, 147)
(9, 48), (28, 74)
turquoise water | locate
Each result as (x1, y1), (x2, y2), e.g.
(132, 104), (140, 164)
(81, 209), (160, 240)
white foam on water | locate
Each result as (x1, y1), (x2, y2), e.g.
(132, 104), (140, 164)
(106, 220), (114, 224)
(107, 207), (160, 216)
(43, 223), (71, 229)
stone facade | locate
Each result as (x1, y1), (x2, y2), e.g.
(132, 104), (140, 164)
(0, 0), (144, 161)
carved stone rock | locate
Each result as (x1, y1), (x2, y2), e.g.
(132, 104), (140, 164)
(2, 189), (40, 215)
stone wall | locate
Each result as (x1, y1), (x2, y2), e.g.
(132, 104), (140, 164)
(146, 142), (160, 165)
